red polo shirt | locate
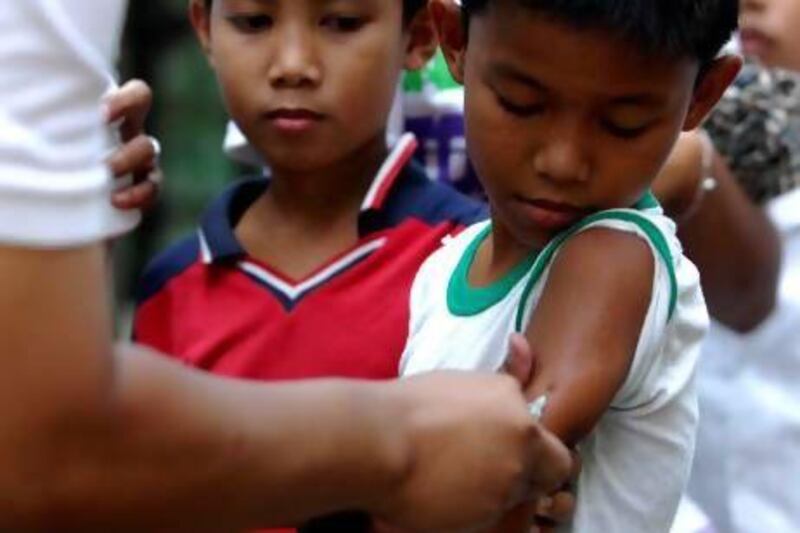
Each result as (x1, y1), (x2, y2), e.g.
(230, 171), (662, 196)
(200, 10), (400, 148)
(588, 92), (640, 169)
(134, 134), (488, 382)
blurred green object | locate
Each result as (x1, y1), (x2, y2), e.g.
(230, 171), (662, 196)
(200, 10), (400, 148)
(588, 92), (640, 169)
(402, 50), (460, 93)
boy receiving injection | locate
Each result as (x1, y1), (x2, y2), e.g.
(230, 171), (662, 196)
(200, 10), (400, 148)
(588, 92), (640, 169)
(400, 0), (741, 531)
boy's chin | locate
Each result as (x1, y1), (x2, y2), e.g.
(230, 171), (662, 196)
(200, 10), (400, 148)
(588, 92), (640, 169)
(262, 149), (341, 174)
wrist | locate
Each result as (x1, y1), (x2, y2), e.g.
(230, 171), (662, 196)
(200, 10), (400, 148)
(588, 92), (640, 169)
(679, 130), (717, 223)
(349, 381), (415, 516)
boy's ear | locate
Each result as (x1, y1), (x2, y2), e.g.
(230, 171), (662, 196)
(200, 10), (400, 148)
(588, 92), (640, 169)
(403, 4), (439, 71)
(429, 0), (468, 83)
(189, 0), (215, 68)
(682, 55), (742, 131)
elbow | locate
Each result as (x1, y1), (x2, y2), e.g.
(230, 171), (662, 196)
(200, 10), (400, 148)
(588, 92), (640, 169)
(709, 260), (781, 334)
(0, 446), (76, 530)
(714, 290), (777, 333)
(0, 437), (118, 531)
(0, 406), (120, 530)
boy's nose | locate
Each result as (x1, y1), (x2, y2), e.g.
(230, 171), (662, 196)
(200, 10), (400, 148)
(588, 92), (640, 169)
(268, 31), (321, 88)
(741, 0), (764, 13)
(533, 137), (590, 185)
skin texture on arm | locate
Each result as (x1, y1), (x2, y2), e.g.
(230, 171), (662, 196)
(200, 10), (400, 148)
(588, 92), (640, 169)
(678, 152), (781, 332)
(492, 229), (654, 533)
(0, 244), (395, 531)
(520, 229), (654, 445)
(654, 131), (782, 332)
(0, 245), (571, 531)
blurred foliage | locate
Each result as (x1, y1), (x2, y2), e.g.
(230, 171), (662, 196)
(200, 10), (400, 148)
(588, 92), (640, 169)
(114, 0), (238, 304)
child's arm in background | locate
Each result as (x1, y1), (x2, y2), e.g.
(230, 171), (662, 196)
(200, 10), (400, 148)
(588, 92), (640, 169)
(653, 131), (780, 332)
(495, 227), (654, 532)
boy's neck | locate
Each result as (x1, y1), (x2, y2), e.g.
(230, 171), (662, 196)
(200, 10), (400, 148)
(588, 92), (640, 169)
(234, 132), (390, 280)
(469, 219), (548, 288)
(265, 132), (389, 225)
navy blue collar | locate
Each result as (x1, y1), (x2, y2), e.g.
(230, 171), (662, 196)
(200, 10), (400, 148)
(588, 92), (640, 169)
(198, 179), (264, 264)
(197, 133), (490, 265)
(197, 134), (427, 265)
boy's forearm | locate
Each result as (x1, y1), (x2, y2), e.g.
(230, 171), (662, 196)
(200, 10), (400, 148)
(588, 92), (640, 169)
(0, 244), (404, 531)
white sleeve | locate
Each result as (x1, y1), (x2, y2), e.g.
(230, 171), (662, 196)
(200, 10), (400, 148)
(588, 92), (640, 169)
(570, 222), (707, 532)
(0, 0), (138, 248)
(518, 214), (706, 532)
(572, 270), (698, 531)
(398, 247), (440, 376)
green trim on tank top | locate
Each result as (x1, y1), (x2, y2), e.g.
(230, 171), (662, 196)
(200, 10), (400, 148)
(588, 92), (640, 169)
(513, 209), (679, 332)
(633, 190), (660, 210)
(447, 225), (541, 316)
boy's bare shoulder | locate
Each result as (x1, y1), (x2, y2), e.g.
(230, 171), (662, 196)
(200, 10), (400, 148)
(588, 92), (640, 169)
(548, 227), (655, 301)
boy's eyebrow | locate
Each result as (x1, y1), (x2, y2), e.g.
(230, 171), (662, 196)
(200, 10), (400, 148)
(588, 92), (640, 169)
(313, 0), (364, 5)
(492, 63), (548, 91)
(249, 0), (366, 7)
(492, 63), (667, 108)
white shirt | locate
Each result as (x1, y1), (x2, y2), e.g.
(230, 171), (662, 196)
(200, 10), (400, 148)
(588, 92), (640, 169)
(401, 205), (709, 532)
(0, 0), (137, 247)
(687, 188), (800, 533)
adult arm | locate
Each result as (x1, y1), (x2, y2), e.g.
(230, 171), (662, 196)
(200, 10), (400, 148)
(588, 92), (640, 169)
(0, 1), (571, 528)
(0, 244), (571, 531)
(0, 244), (393, 531)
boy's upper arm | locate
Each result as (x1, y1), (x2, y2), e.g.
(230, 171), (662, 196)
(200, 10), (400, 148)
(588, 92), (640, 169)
(523, 228), (655, 446)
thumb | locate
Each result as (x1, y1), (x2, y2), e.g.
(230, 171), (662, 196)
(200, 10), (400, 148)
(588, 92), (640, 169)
(504, 333), (535, 389)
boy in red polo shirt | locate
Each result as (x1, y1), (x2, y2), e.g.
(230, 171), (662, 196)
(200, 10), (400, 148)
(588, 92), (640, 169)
(134, 0), (486, 381)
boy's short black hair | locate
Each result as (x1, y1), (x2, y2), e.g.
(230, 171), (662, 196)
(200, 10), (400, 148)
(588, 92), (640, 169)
(203, 0), (428, 25)
(461, 0), (738, 66)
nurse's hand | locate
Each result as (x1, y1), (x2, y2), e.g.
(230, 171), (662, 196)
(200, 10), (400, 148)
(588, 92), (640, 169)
(104, 80), (163, 211)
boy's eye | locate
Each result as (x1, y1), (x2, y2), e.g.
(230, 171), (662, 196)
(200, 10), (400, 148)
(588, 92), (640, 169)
(320, 14), (365, 32)
(601, 119), (651, 139)
(227, 14), (273, 33)
(495, 94), (545, 118)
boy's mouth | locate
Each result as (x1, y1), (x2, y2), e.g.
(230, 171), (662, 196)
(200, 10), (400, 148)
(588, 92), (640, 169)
(265, 108), (324, 133)
(739, 28), (773, 58)
(513, 196), (587, 230)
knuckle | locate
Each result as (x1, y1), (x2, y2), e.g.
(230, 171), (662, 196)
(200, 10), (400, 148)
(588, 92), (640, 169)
(495, 373), (521, 397)
(134, 184), (154, 203)
(109, 153), (129, 173)
(134, 134), (156, 157)
(129, 79), (153, 101)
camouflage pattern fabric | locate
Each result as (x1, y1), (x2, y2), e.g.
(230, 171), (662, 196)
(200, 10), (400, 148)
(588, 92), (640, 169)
(704, 62), (800, 203)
